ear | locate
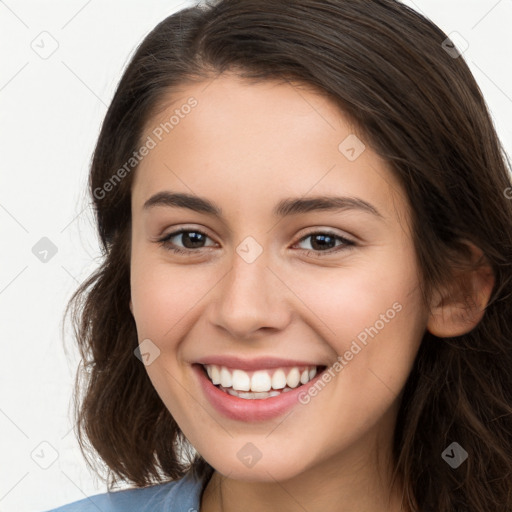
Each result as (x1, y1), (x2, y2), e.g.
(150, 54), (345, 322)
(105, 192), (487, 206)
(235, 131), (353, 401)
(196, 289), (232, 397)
(426, 241), (495, 338)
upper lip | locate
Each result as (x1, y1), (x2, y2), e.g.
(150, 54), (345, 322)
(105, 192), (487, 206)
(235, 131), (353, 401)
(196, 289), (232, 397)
(194, 355), (326, 371)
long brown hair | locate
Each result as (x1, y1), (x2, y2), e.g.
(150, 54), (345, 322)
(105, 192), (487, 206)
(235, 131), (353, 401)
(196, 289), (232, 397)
(65, 1), (512, 510)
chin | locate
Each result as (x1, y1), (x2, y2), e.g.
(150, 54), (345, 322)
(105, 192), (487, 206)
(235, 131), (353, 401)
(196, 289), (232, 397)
(202, 449), (311, 482)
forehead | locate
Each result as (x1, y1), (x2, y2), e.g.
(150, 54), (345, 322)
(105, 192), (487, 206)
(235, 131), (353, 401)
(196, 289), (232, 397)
(132, 74), (407, 225)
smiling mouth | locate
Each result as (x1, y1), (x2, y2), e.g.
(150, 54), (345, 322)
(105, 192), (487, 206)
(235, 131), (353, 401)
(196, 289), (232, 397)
(198, 363), (328, 400)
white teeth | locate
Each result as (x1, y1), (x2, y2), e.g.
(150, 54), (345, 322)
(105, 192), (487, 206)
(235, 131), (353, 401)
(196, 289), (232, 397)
(226, 388), (280, 399)
(232, 369), (251, 391)
(203, 364), (321, 392)
(210, 365), (221, 385)
(218, 383), (301, 399)
(251, 371), (272, 392)
(271, 369), (287, 390)
(286, 367), (301, 388)
(220, 367), (232, 388)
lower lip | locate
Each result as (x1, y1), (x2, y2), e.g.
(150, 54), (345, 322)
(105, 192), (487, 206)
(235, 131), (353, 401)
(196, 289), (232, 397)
(192, 364), (325, 422)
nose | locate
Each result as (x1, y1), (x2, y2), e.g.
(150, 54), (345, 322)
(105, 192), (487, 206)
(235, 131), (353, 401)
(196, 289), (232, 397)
(208, 249), (292, 340)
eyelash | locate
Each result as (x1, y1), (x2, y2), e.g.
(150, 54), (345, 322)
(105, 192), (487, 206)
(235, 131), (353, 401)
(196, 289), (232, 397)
(156, 228), (356, 257)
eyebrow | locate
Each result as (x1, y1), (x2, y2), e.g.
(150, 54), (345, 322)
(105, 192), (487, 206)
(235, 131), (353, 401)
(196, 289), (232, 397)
(143, 191), (384, 219)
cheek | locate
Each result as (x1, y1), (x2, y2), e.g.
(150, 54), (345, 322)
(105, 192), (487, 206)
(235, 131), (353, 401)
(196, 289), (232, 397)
(286, 246), (424, 384)
(282, 257), (424, 445)
(130, 252), (211, 340)
(287, 260), (414, 344)
(129, 252), (214, 424)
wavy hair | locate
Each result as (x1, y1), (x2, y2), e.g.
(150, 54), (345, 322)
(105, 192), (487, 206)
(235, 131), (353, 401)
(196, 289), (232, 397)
(65, 1), (512, 510)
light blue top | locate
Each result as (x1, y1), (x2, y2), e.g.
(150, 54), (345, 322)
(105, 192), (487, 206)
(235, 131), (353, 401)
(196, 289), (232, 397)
(41, 470), (209, 512)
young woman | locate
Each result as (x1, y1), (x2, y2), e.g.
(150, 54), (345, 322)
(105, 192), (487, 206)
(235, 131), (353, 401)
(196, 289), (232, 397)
(44, 1), (512, 511)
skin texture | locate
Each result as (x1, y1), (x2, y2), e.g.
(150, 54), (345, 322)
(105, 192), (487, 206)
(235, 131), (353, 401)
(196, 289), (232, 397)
(129, 74), (494, 512)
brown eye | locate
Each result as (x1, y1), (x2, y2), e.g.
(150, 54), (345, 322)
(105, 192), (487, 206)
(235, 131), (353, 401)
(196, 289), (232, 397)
(158, 229), (216, 254)
(294, 231), (355, 255)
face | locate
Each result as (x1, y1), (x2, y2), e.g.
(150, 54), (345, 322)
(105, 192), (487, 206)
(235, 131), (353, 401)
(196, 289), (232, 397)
(129, 74), (429, 482)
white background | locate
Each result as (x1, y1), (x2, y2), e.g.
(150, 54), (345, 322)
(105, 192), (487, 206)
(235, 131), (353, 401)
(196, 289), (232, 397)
(1, 1), (511, 511)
